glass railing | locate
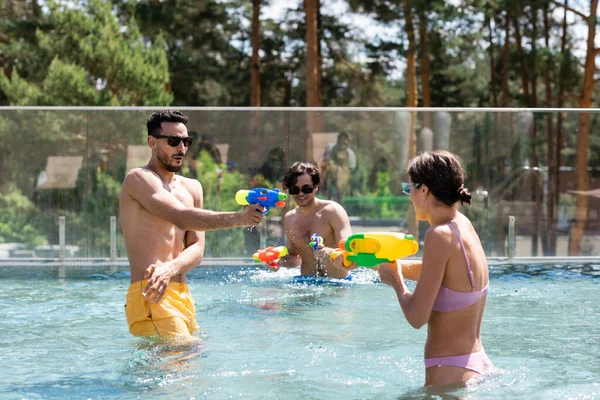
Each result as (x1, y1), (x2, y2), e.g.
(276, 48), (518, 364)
(1, 107), (598, 261)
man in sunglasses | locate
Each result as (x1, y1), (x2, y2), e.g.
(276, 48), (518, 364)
(119, 109), (264, 339)
(268, 162), (355, 279)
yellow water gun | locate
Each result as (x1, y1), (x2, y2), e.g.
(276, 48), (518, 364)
(330, 232), (419, 268)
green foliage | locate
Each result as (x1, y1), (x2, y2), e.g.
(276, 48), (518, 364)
(0, 72), (43, 105)
(0, 185), (48, 247)
(114, 0), (248, 106)
(343, 195), (411, 219)
(0, 0), (172, 106)
(194, 150), (249, 256)
(374, 171), (392, 197)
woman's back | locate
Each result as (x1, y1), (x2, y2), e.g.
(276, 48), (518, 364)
(426, 213), (488, 352)
(424, 213), (490, 384)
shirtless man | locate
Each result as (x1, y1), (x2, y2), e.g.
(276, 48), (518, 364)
(272, 162), (354, 279)
(120, 109), (263, 338)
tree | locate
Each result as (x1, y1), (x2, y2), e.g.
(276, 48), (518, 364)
(0, 0), (172, 106)
(114, 0), (248, 106)
(568, 0), (599, 255)
(304, 0), (323, 163)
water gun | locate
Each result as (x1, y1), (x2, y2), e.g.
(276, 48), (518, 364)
(235, 188), (287, 214)
(330, 232), (419, 268)
(253, 246), (288, 267)
(309, 233), (324, 250)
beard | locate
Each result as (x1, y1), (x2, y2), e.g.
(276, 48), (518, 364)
(157, 148), (183, 172)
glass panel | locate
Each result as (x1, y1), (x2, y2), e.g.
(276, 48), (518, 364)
(1, 108), (598, 260)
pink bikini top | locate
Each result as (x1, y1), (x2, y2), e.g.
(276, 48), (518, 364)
(431, 224), (488, 313)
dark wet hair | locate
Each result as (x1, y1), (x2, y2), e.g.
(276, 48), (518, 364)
(338, 131), (351, 142)
(407, 150), (472, 206)
(147, 109), (188, 136)
(268, 146), (285, 160)
(282, 162), (320, 189)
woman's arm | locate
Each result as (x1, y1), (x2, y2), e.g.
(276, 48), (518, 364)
(379, 226), (451, 329)
(400, 260), (422, 281)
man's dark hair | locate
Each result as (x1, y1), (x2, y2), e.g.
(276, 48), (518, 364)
(407, 150), (472, 206)
(282, 162), (320, 189)
(146, 110), (188, 137)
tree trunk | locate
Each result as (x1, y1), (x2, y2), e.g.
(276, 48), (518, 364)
(304, 0), (323, 163)
(500, 12), (511, 175)
(569, 0), (598, 255)
(543, 2), (558, 255)
(556, 1), (568, 163)
(419, 8), (431, 128)
(529, 5), (542, 256)
(250, 0), (261, 107)
(556, 0), (568, 254)
(512, 15), (530, 105)
(486, 13), (498, 108)
(501, 12), (510, 107)
(248, 0), (262, 170)
(403, 0), (419, 237)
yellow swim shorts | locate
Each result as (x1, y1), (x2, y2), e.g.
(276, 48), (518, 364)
(125, 279), (200, 337)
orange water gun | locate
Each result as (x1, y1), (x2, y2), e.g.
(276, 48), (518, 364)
(253, 246), (288, 267)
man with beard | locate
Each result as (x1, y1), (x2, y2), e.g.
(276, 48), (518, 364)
(266, 162), (355, 279)
(119, 109), (264, 338)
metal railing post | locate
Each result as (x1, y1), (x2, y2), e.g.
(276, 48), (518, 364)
(508, 216), (515, 260)
(110, 216), (117, 262)
(59, 216), (66, 263)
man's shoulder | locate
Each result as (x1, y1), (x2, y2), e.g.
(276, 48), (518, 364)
(321, 199), (344, 210)
(179, 175), (202, 187)
(319, 199), (349, 218)
(122, 167), (149, 187)
(125, 166), (155, 179)
(284, 207), (299, 219)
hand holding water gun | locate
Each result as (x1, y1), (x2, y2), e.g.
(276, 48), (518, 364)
(309, 233), (324, 250)
(235, 188), (287, 214)
(253, 246), (288, 268)
(330, 232), (419, 268)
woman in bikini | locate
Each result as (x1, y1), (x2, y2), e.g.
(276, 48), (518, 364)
(378, 150), (492, 386)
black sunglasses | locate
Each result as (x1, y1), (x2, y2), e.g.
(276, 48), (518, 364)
(153, 135), (193, 148)
(288, 185), (314, 195)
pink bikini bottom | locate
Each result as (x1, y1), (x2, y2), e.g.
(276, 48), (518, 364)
(424, 348), (492, 375)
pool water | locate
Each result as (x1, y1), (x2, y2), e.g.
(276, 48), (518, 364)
(0, 264), (599, 399)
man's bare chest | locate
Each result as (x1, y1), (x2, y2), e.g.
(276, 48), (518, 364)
(169, 184), (195, 207)
(289, 216), (331, 247)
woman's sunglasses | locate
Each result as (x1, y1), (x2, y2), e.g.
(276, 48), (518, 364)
(153, 135), (193, 148)
(288, 185), (314, 195)
(401, 182), (423, 195)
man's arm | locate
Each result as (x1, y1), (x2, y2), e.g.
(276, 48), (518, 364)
(321, 203), (354, 276)
(123, 168), (263, 230)
(143, 180), (206, 302)
(347, 148), (357, 170)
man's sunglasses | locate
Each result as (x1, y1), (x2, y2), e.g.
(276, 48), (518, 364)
(288, 185), (314, 195)
(152, 135), (193, 148)
(401, 182), (423, 195)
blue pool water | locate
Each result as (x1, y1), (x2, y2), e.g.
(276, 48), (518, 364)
(0, 264), (599, 399)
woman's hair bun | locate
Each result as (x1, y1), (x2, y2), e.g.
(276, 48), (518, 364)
(458, 184), (472, 206)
